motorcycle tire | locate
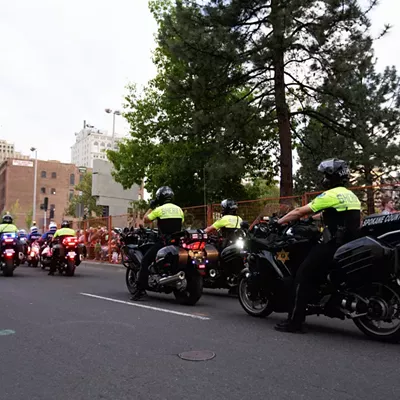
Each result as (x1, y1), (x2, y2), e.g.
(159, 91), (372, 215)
(3, 258), (14, 277)
(238, 276), (273, 318)
(125, 268), (138, 295)
(65, 260), (76, 277)
(174, 272), (203, 306)
(353, 282), (400, 343)
(32, 260), (38, 268)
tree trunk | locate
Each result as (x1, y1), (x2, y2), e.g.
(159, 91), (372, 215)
(271, 0), (293, 199)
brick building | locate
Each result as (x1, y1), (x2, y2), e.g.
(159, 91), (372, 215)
(0, 158), (90, 230)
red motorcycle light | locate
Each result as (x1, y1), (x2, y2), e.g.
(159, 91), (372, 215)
(4, 238), (14, 243)
(185, 242), (206, 251)
(63, 237), (78, 246)
(198, 264), (206, 269)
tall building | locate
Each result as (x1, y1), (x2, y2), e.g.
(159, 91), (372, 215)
(0, 140), (30, 162)
(70, 126), (120, 168)
(0, 158), (90, 230)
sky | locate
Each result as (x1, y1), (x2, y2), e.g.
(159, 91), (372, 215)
(0, 0), (399, 164)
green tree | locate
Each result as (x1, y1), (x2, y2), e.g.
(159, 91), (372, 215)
(154, 0), (385, 198)
(295, 58), (400, 213)
(25, 208), (33, 230)
(65, 173), (102, 218)
(2, 200), (21, 225)
(107, 1), (276, 207)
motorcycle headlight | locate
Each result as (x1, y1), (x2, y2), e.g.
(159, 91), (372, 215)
(236, 238), (244, 249)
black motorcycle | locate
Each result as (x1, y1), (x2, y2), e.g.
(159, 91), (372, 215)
(202, 223), (250, 292)
(116, 228), (207, 305)
(233, 214), (400, 343)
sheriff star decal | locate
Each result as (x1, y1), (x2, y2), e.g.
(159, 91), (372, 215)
(276, 249), (290, 264)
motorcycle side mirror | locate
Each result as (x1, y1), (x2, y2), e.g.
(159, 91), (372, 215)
(240, 221), (249, 230)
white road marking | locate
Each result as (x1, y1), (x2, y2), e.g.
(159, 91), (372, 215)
(80, 293), (210, 320)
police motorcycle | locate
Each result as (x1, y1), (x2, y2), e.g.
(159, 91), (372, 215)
(201, 222), (251, 292)
(50, 236), (81, 276)
(233, 212), (400, 342)
(115, 227), (207, 305)
(27, 241), (40, 267)
(116, 227), (158, 293)
(0, 232), (20, 276)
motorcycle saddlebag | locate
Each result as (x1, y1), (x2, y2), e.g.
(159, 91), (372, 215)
(333, 236), (393, 285)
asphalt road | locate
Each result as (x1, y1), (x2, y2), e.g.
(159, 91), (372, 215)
(0, 263), (399, 400)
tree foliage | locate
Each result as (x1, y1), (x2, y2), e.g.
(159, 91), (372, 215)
(295, 58), (400, 191)
(146, 0), (384, 197)
(65, 173), (102, 218)
(107, 1), (277, 207)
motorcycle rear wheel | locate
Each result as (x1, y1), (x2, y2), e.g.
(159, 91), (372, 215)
(353, 282), (400, 343)
(238, 277), (273, 317)
(174, 272), (203, 306)
(3, 258), (14, 277)
(65, 260), (76, 277)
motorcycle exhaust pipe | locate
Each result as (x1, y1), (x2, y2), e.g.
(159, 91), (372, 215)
(209, 269), (217, 278)
(159, 271), (185, 286)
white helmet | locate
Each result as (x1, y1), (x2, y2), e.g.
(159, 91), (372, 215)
(30, 226), (38, 233)
(49, 222), (57, 230)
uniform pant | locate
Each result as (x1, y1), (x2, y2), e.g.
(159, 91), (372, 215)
(289, 242), (339, 325)
(137, 242), (164, 290)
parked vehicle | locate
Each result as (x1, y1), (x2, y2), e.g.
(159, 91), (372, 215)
(235, 213), (400, 342)
(0, 232), (19, 276)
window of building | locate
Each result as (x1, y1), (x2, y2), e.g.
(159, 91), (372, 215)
(100, 142), (105, 147)
(79, 174), (83, 182)
(93, 141), (99, 146)
(70, 174), (75, 185)
(51, 188), (56, 195)
(69, 190), (74, 200)
(51, 172), (57, 179)
(50, 203), (55, 209)
(107, 143), (111, 148)
(40, 187), (46, 194)
(41, 171), (46, 178)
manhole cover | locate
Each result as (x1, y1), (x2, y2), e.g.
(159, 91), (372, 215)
(178, 350), (216, 361)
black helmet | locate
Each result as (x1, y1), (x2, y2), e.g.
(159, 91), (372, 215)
(318, 159), (350, 189)
(2, 215), (13, 224)
(61, 220), (71, 228)
(221, 199), (238, 216)
(155, 186), (174, 205)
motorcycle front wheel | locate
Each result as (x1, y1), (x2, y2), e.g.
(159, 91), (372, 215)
(238, 276), (273, 317)
(125, 268), (138, 294)
(353, 282), (400, 343)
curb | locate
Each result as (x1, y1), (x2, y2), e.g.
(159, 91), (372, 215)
(82, 261), (126, 270)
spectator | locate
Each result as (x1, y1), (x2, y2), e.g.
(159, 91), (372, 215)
(381, 195), (396, 215)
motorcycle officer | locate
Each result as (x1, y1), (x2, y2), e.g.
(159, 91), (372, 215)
(28, 226), (42, 244)
(48, 221), (76, 276)
(275, 159), (361, 333)
(40, 222), (58, 245)
(131, 186), (184, 301)
(205, 199), (243, 245)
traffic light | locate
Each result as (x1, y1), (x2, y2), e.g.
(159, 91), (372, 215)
(44, 197), (48, 211)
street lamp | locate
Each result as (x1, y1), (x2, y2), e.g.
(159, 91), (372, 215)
(105, 108), (122, 147)
(30, 147), (38, 226)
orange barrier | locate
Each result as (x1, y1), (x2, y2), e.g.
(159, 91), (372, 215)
(73, 183), (400, 262)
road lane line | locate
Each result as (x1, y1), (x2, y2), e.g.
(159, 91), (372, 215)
(80, 293), (210, 320)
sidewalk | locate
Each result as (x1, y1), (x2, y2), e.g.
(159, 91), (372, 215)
(82, 260), (125, 270)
